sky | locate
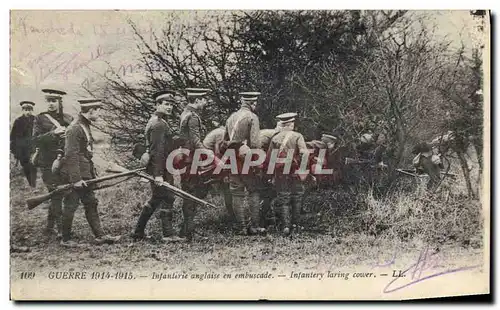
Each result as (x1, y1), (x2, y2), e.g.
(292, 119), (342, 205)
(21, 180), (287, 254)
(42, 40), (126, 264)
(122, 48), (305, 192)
(9, 10), (488, 119)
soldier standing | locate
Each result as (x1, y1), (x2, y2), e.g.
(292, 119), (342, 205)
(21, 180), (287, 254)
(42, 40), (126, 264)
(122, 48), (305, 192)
(133, 90), (183, 242)
(257, 118), (288, 229)
(179, 88), (212, 241)
(10, 101), (37, 188)
(268, 113), (310, 236)
(223, 92), (262, 236)
(32, 89), (73, 236)
(59, 99), (120, 247)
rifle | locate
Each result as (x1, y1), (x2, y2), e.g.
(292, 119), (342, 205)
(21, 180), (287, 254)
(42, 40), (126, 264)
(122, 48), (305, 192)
(105, 166), (218, 209)
(396, 168), (458, 179)
(26, 167), (146, 210)
(345, 157), (374, 165)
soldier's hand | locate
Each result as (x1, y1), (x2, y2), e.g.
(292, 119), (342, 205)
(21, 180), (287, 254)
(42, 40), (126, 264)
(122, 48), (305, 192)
(54, 127), (66, 135)
(154, 176), (164, 186)
(74, 180), (87, 189)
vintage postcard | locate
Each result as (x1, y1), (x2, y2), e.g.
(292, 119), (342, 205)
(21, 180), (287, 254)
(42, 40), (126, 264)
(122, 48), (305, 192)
(9, 9), (490, 300)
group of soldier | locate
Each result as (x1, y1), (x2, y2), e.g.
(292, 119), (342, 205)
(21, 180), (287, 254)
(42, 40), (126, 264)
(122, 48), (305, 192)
(11, 86), (447, 247)
(131, 88), (342, 243)
(11, 89), (120, 247)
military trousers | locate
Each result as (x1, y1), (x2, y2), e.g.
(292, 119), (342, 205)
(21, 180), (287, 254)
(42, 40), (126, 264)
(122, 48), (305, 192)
(179, 177), (207, 240)
(61, 185), (105, 242)
(274, 174), (305, 231)
(134, 181), (175, 238)
(41, 167), (63, 233)
(228, 173), (261, 232)
(17, 153), (37, 188)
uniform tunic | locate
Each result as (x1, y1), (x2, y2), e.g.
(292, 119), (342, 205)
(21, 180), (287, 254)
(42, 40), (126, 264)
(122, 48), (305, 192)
(10, 115), (35, 163)
(32, 112), (73, 168)
(60, 115), (96, 182)
(224, 105), (260, 149)
(203, 127), (225, 155)
(180, 106), (205, 151)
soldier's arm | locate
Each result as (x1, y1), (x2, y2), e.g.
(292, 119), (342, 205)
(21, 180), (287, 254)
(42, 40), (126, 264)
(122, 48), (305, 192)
(188, 115), (205, 149)
(65, 125), (82, 183)
(149, 122), (166, 178)
(248, 115), (261, 149)
(32, 115), (57, 147)
(203, 132), (214, 150)
(10, 118), (20, 155)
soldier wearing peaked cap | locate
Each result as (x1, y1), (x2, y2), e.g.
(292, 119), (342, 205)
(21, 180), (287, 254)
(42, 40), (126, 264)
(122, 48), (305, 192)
(257, 115), (294, 229)
(58, 99), (120, 247)
(268, 112), (311, 236)
(133, 90), (184, 242)
(222, 91), (263, 235)
(10, 101), (38, 188)
(32, 88), (73, 237)
(178, 87), (214, 241)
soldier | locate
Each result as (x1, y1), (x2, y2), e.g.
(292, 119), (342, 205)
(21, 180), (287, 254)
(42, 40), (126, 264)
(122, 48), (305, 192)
(59, 99), (120, 247)
(223, 91), (262, 235)
(133, 90), (183, 242)
(32, 88), (73, 236)
(268, 113), (311, 236)
(179, 87), (213, 241)
(412, 142), (442, 191)
(257, 117), (288, 229)
(202, 125), (235, 220)
(10, 101), (37, 188)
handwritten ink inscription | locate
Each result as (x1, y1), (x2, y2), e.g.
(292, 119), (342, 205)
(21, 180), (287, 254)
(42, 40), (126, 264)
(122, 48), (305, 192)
(382, 247), (480, 294)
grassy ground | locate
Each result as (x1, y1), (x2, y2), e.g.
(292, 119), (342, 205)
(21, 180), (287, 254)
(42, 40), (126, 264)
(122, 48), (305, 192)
(10, 157), (485, 286)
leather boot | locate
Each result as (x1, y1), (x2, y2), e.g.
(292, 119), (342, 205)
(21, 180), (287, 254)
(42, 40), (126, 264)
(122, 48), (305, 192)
(248, 192), (265, 235)
(277, 192), (291, 236)
(223, 184), (235, 221)
(133, 202), (155, 240)
(61, 203), (77, 242)
(182, 202), (196, 241)
(232, 193), (247, 235)
(85, 203), (105, 239)
(158, 206), (175, 237)
(291, 196), (302, 233)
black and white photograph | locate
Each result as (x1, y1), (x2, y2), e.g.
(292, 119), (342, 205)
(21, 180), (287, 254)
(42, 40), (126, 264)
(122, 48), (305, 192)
(9, 9), (490, 300)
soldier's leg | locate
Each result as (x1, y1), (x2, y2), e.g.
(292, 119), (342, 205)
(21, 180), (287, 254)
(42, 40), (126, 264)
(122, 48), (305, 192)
(246, 175), (265, 234)
(133, 183), (161, 239)
(222, 180), (235, 221)
(157, 187), (176, 238)
(80, 188), (105, 239)
(421, 157), (441, 191)
(20, 156), (35, 188)
(290, 178), (305, 232)
(229, 175), (247, 235)
(274, 176), (292, 236)
(41, 167), (63, 234)
(61, 191), (80, 242)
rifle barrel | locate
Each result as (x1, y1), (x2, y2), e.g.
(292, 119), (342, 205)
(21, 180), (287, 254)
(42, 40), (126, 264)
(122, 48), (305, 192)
(136, 171), (217, 209)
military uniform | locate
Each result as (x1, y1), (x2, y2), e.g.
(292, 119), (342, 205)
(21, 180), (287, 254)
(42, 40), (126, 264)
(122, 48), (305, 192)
(135, 114), (177, 239)
(268, 113), (310, 235)
(178, 88), (211, 240)
(134, 90), (179, 241)
(10, 101), (37, 187)
(223, 92), (262, 235)
(412, 142), (441, 190)
(32, 89), (73, 235)
(59, 99), (119, 246)
(203, 127), (234, 220)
